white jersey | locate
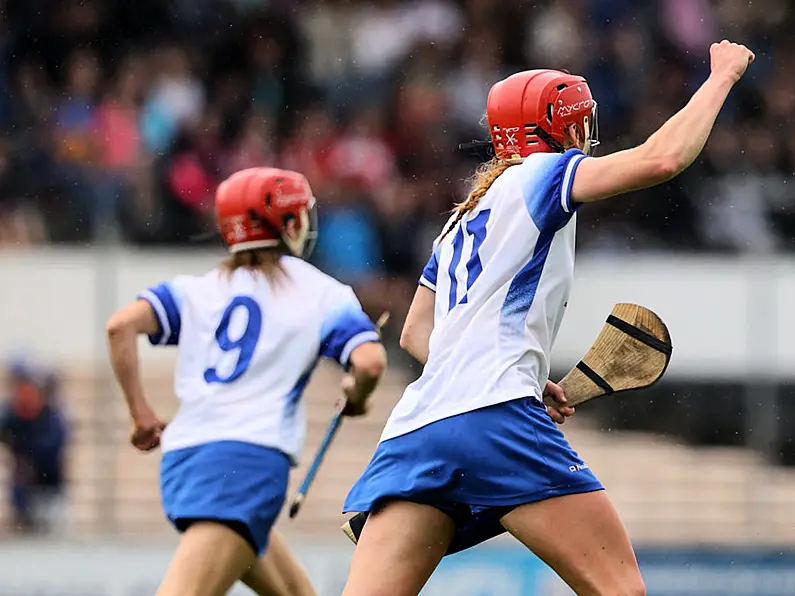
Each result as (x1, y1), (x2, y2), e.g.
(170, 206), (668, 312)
(381, 148), (589, 442)
(139, 257), (379, 463)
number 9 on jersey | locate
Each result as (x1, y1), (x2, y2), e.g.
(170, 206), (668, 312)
(204, 296), (263, 384)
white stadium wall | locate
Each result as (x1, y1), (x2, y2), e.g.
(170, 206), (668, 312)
(0, 248), (790, 380)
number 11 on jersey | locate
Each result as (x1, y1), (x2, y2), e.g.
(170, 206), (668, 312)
(447, 209), (491, 312)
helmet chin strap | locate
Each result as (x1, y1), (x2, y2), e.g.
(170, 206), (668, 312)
(533, 126), (566, 153)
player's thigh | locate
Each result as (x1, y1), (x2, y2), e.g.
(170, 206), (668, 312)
(241, 528), (316, 596)
(342, 500), (455, 596)
(156, 521), (257, 596)
(500, 491), (645, 596)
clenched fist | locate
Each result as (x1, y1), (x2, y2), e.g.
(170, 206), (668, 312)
(710, 40), (755, 84)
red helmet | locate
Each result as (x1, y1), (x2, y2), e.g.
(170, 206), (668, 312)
(215, 167), (318, 258)
(486, 69), (599, 160)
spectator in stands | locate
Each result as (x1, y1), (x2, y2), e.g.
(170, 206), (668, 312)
(94, 53), (154, 239)
(141, 44), (205, 156)
(0, 361), (69, 535)
(50, 48), (124, 238)
(281, 103), (337, 191)
(0, 0), (793, 271)
(156, 118), (219, 243)
(222, 109), (278, 176)
(249, 31), (285, 117)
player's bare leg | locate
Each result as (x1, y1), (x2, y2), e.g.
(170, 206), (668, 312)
(342, 501), (455, 596)
(156, 522), (257, 596)
(241, 528), (316, 596)
(500, 490), (645, 596)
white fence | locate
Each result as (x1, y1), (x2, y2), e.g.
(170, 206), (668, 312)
(0, 248), (788, 379)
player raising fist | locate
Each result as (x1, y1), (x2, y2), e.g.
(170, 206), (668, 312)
(341, 40), (753, 596)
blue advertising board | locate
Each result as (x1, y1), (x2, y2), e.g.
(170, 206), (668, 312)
(423, 545), (550, 595)
(634, 549), (795, 596)
(2, 541), (795, 595)
(422, 545), (795, 596)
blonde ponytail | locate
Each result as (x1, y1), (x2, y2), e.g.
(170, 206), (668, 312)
(440, 157), (522, 241)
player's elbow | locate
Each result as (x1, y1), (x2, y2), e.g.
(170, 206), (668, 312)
(399, 323), (426, 353)
(653, 156), (683, 183)
(400, 328), (429, 364)
(105, 311), (133, 339)
(105, 313), (125, 338)
(399, 328), (412, 352)
(350, 342), (387, 380)
(641, 141), (688, 182)
(632, 141), (687, 186)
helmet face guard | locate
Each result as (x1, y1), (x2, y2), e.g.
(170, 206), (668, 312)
(302, 198), (318, 259)
(582, 102), (600, 156)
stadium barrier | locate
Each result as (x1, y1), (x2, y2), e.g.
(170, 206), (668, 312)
(0, 248), (792, 381)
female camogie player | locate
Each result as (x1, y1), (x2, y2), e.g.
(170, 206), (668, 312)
(106, 166), (387, 596)
(341, 40), (754, 596)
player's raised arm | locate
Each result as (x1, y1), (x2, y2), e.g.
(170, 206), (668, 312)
(106, 298), (167, 451)
(571, 40), (754, 203)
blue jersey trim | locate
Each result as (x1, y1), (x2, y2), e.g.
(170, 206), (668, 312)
(522, 149), (586, 233)
(419, 247), (440, 291)
(320, 308), (378, 369)
(418, 276), (436, 291)
(561, 152), (587, 213)
(139, 282), (182, 346)
(340, 331), (381, 368)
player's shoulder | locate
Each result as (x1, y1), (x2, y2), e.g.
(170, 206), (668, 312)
(479, 152), (572, 200)
(281, 256), (350, 292)
(518, 148), (586, 179)
(155, 268), (232, 308)
(501, 148), (588, 203)
(169, 268), (223, 291)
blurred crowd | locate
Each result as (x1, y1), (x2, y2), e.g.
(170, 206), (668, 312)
(0, 0), (794, 315)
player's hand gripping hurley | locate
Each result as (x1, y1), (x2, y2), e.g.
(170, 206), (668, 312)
(341, 303), (673, 544)
(289, 311), (390, 519)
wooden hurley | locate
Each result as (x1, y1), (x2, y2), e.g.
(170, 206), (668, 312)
(341, 303), (672, 546)
(544, 302), (672, 409)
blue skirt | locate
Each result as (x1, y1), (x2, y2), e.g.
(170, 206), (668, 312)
(160, 441), (290, 555)
(344, 397), (603, 554)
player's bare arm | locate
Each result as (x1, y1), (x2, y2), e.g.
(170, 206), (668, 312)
(341, 342), (387, 417)
(571, 40), (754, 203)
(400, 285), (435, 365)
(106, 299), (166, 451)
